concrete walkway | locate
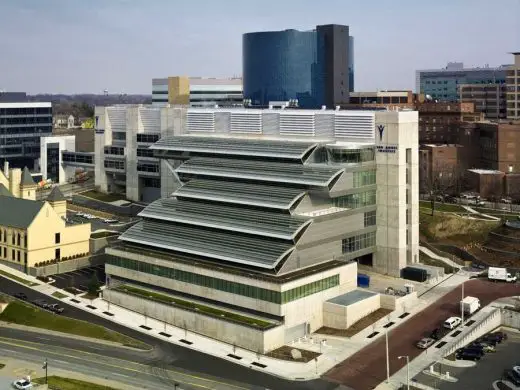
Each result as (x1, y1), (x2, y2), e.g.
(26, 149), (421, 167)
(419, 246), (461, 269)
(0, 263), (471, 382)
(462, 205), (500, 221)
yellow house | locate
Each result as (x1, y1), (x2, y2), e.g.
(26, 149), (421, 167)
(0, 165), (37, 200)
(0, 184), (91, 272)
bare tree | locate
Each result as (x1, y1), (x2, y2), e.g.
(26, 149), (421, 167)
(420, 160), (461, 216)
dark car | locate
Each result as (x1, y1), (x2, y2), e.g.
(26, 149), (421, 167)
(484, 333), (505, 344)
(456, 346), (484, 356)
(490, 331), (508, 341)
(33, 300), (49, 309)
(456, 349), (482, 361)
(504, 370), (520, 386)
(47, 304), (64, 314)
(14, 292), (27, 300)
(476, 336), (497, 346)
(430, 328), (447, 341)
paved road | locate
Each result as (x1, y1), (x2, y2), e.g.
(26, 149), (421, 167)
(0, 276), (337, 390)
(325, 279), (520, 390)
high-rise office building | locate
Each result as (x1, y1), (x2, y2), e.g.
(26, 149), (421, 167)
(0, 92), (52, 170)
(151, 77), (243, 107)
(416, 62), (508, 102)
(242, 24), (352, 108)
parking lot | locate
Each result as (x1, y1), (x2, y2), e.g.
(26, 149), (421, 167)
(67, 211), (135, 233)
(51, 265), (106, 293)
(413, 330), (520, 389)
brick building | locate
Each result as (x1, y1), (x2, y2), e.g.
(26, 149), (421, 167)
(343, 90), (422, 110)
(417, 102), (482, 143)
(419, 144), (463, 194)
(459, 83), (507, 120)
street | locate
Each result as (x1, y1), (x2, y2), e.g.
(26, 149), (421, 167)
(0, 275), (337, 390)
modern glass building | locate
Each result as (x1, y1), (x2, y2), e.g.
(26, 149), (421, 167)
(243, 25), (352, 108)
(0, 101), (52, 170)
(416, 62), (509, 102)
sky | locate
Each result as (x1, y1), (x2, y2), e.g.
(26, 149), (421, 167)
(0, 0), (519, 94)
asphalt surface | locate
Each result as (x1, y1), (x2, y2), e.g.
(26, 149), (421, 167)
(414, 331), (520, 389)
(325, 279), (520, 390)
(0, 275), (338, 390)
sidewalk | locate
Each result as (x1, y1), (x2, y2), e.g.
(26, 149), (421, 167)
(0, 263), (470, 381)
(462, 206), (500, 221)
(419, 246), (461, 269)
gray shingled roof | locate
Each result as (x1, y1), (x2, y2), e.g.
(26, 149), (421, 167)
(0, 184), (12, 197)
(0, 196), (44, 228)
(47, 186), (66, 202)
(21, 167), (36, 187)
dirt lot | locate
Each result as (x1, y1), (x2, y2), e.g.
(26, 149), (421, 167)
(324, 279), (520, 390)
(316, 308), (392, 338)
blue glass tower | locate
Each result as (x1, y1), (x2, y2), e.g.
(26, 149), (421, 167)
(243, 25), (351, 108)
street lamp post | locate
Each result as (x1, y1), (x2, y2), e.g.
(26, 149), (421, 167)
(398, 355), (410, 390)
(385, 329), (390, 383)
(42, 359), (48, 384)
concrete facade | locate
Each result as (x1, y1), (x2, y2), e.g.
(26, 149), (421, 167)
(506, 53), (520, 120)
(323, 290), (381, 329)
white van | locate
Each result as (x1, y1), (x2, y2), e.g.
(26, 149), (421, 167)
(443, 316), (462, 330)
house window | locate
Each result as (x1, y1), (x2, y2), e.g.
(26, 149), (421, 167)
(55, 233), (61, 244)
(17, 251), (20, 262)
(55, 248), (60, 260)
(11, 249), (15, 260)
(17, 233), (20, 246)
(24, 252), (27, 263)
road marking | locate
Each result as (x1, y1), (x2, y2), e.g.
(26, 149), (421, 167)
(53, 359), (70, 364)
(36, 337), (51, 341)
(0, 338), (247, 389)
(112, 373), (129, 377)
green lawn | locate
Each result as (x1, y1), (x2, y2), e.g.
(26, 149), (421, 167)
(0, 301), (148, 350)
(0, 269), (39, 286)
(51, 291), (69, 299)
(117, 285), (274, 329)
(91, 231), (119, 239)
(419, 200), (466, 213)
(80, 190), (127, 203)
(34, 376), (121, 390)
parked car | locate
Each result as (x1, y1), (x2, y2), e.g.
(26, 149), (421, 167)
(443, 316), (462, 330)
(475, 336), (497, 347)
(455, 349), (482, 361)
(47, 304), (64, 314)
(14, 292), (27, 300)
(430, 327), (448, 341)
(416, 337), (436, 349)
(33, 300), (49, 309)
(12, 378), (33, 389)
(485, 332), (507, 343)
(504, 369), (520, 386)
(456, 347), (484, 356)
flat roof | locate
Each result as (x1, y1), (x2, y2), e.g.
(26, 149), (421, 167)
(468, 168), (503, 174)
(327, 289), (377, 306)
(0, 102), (51, 108)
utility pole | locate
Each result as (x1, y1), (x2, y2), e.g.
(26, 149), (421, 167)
(42, 359), (48, 384)
(385, 329), (390, 383)
(461, 279), (465, 324)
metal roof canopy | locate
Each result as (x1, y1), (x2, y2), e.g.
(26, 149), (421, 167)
(119, 220), (294, 269)
(150, 136), (319, 160)
(173, 179), (307, 209)
(177, 157), (345, 187)
(139, 198), (311, 240)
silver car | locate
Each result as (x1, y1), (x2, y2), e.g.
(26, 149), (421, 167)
(416, 337), (436, 349)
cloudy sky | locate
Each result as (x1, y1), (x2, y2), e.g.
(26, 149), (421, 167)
(0, 0), (518, 94)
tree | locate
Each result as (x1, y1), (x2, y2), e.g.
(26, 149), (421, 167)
(420, 160), (461, 216)
(87, 273), (101, 296)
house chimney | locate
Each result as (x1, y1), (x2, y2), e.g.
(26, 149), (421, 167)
(3, 161), (8, 178)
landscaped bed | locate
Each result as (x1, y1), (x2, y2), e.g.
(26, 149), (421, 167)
(316, 308), (392, 338)
(0, 301), (148, 350)
(0, 269), (39, 286)
(51, 291), (69, 299)
(33, 375), (121, 390)
(266, 345), (321, 363)
(116, 285), (275, 329)
(419, 252), (456, 274)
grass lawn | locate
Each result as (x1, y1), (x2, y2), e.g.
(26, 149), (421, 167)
(420, 209), (499, 242)
(0, 269), (39, 287)
(266, 345), (320, 362)
(0, 301), (148, 350)
(117, 285), (274, 329)
(91, 231), (119, 239)
(419, 252), (457, 274)
(419, 200), (466, 213)
(80, 190), (127, 203)
(34, 376), (121, 390)
(51, 291), (69, 299)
